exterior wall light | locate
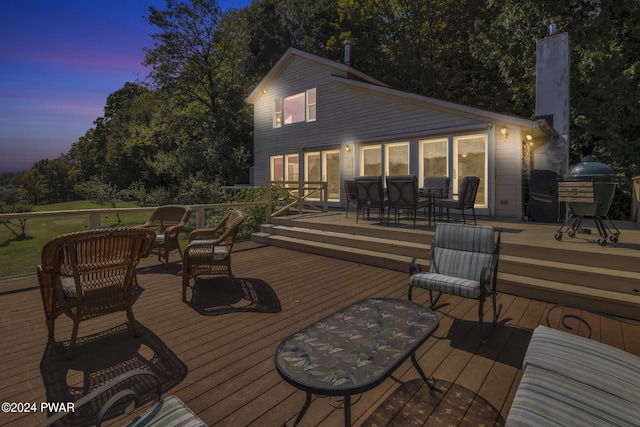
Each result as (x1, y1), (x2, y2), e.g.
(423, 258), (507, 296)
(345, 145), (351, 153)
(500, 127), (509, 140)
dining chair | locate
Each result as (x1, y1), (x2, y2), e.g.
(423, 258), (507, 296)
(434, 176), (480, 224)
(386, 175), (430, 228)
(343, 179), (357, 218)
(354, 176), (387, 224)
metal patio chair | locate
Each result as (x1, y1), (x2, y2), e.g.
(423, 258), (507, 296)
(344, 179), (357, 218)
(434, 176), (480, 224)
(354, 175), (387, 224)
(408, 222), (502, 339)
(386, 175), (430, 228)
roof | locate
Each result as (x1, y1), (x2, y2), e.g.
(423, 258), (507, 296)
(246, 48), (555, 137)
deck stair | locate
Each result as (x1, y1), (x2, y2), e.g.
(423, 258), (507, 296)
(252, 214), (640, 320)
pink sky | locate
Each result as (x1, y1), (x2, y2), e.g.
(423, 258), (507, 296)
(0, 0), (252, 173)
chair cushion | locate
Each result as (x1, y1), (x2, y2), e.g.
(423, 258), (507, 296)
(126, 395), (207, 427)
(154, 235), (165, 244)
(188, 241), (229, 261)
(506, 365), (640, 427)
(410, 272), (481, 298)
(431, 247), (492, 282)
(434, 223), (495, 253)
(523, 325), (640, 405)
(60, 276), (77, 298)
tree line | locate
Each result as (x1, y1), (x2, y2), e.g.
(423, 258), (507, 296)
(3, 0), (638, 219)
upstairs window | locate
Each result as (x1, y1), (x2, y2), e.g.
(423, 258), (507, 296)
(273, 88), (316, 128)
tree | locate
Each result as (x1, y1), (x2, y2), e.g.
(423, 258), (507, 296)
(17, 168), (47, 205)
(470, 0), (640, 218)
(144, 0), (253, 185)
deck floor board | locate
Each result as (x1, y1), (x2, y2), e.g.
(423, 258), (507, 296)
(1, 243), (638, 426)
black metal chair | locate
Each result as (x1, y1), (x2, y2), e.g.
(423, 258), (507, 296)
(344, 179), (357, 218)
(421, 176), (450, 225)
(386, 175), (430, 228)
(354, 176), (387, 224)
(435, 176), (480, 224)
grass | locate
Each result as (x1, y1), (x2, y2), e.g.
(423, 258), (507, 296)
(0, 201), (188, 279)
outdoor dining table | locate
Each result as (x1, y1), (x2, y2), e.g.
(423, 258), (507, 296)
(274, 297), (439, 426)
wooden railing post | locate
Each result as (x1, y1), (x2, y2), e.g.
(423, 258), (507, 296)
(89, 212), (101, 229)
(266, 183), (273, 223)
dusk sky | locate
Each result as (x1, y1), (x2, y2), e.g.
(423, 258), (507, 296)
(0, 0), (252, 173)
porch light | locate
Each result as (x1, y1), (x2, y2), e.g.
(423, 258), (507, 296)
(526, 134), (534, 146)
(345, 145), (351, 153)
(500, 127), (509, 140)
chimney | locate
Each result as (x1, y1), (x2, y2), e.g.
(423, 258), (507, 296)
(344, 40), (351, 66)
(535, 26), (570, 175)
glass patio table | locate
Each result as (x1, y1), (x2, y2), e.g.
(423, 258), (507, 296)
(274, 297), (439, 426)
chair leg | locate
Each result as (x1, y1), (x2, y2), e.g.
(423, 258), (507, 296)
(478, 297), (485, 339)
(181, 271), (190, 302)
(127, 307), (142, 337)
(428, 290), (442, 309)
(472, 207), (477, 225)
(67, 321), (80, 359)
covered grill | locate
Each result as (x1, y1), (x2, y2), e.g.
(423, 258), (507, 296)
(554, 156), (621, 246)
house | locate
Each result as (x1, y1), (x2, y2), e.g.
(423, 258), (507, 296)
(246, 39), (566, 220)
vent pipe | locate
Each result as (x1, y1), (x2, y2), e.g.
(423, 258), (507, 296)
(344, 40), (351, 66)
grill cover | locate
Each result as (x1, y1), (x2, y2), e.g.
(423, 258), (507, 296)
(528, 169), (562, 222)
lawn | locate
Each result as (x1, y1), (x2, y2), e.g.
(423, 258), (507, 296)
(0, 201), (190, 279)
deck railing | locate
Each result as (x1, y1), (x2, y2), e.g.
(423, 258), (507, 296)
(266, 181), (329, 222)
(0, 181), (330, 230)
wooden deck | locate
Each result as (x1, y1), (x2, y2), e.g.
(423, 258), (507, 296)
(1, 242), (639, 426)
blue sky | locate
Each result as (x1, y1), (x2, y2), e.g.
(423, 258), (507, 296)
(0, 0), (252, 173)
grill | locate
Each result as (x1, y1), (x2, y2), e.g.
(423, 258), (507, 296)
(554, 156), (621, 246)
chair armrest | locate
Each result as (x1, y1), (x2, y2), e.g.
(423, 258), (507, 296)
(40, 369), (162, 427)
(409, 257), (423, 276)
(189, 228), (222, 242)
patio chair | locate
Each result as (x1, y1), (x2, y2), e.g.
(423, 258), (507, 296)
(408, 223), (502, 339)
(136, 205), (192, 269)
(355, 176), (387, 224)
(386, 175), (430, 228)
(434, 176), (480, 224)
(421, 176), (450, 199)
(182, 210), (245, 302)
(41, 369), (206, 426)
(37, 227), (155, 358)
(344, 179), (357, 218)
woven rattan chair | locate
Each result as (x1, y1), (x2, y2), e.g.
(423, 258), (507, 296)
(137, 205), (192, 269)
(37, 228), (155, 358)
(182, 210), (245, 302)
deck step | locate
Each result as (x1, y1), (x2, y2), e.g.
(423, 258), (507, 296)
(252, 221), (640, 319)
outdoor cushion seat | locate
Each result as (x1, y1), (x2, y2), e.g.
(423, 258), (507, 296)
(409, 223), (501, 339)
(410, 273), (482, 299)
(523, 325), (640, 405)
(507, 364), (640, 427)
(127, 394), (206, 427)
(184, 242), (230, 261)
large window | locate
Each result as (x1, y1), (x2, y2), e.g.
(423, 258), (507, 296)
(385, 142), (409, 175)
(274, 88), (316, 128)
(304, 150), (340, 201)
(270, 153), (299, 181)
(420, 138), (448, 182)
(360, 145), (382, 176)
(454, 134), (487, 206)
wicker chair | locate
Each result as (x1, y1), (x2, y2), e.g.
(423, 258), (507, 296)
(37, 228), (155, 358)
(182, 210), (245, 302)
(137, 205), (192, 269)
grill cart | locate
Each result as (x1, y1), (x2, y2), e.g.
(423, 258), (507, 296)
(554, 156), (621, 246)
